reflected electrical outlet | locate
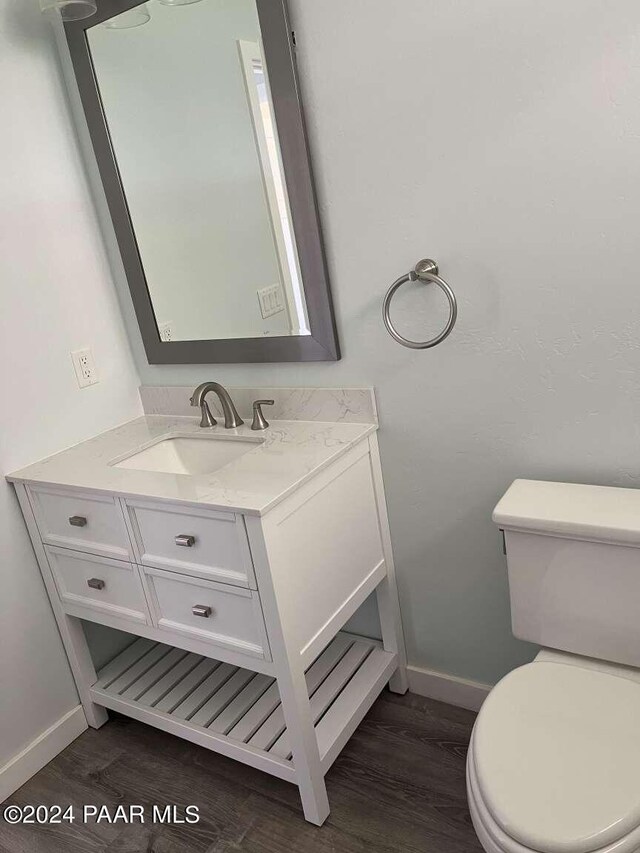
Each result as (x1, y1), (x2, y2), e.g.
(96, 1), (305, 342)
(158, 322), (173, 342)
(257, 284), (285, 319)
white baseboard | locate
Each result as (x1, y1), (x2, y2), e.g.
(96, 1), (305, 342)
(0, 706), (87, 803)
(407, 665), (492, 712)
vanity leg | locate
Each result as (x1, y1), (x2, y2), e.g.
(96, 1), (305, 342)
(278, 666), (330, 826)
(14, 484), (109, 729)
(368, 436), (409, 695)
(59, 614), (109, 729)
(376, 577), (409, 694)
(244, 515), (330, 825)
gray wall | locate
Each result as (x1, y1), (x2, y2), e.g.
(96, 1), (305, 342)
(0, 0), (142, 771)
(106, 0), (640, 685)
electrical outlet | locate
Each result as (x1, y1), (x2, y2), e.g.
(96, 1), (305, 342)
(257, 284), (285, 319)
(158, 321), (173, 342)
(71, 348), (99, 389)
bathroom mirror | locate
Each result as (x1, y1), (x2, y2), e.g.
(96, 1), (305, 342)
(64, 0), (339, 363)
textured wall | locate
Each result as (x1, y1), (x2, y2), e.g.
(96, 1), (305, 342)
(0, 0), (141, 769)
(99, 0), (640, 685)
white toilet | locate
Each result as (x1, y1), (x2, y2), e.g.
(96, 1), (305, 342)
(468, 478), (640, 853)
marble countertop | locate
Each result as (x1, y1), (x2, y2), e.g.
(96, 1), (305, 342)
(6, 416), (377, 516)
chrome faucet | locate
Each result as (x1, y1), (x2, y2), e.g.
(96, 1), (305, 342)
(189, 383), (244, 429)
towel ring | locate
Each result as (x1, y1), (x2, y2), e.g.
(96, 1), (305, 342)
(383, 259), (458, 349)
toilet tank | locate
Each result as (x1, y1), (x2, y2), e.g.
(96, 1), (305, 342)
(494, 479), (640, 669)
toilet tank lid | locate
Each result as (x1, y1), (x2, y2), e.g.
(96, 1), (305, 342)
(493, 479), (640, 545)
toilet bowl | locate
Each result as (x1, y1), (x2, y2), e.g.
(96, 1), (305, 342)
(468, 652), (640, 853)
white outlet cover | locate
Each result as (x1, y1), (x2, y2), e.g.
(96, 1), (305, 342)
(71, 348), (99, 389)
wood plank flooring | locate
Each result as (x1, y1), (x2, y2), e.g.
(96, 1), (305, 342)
(0, 691), (482, 853)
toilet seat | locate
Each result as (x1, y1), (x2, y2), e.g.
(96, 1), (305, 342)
(468, 731), (640, 853)
(468, 660), (640, 853)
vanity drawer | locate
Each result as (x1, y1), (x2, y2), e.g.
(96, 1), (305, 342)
(29, 486), (131, 561)
(125, 500), (255, 588)
(141, 567), (270, 660)
(45, 545), (150, 625)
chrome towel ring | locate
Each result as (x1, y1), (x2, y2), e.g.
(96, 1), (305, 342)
(383, 258), (458, 349)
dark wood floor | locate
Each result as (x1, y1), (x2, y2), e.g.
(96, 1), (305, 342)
(0, 691), (482, 853)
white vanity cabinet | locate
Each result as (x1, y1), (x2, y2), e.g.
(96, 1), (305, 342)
(11, 431), (406, 825)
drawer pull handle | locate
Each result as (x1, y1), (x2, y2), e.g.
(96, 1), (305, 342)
(175, 534), (196, 548)
(192, 605), (212, 618)
(87, 578), (105, 591)
(69, 516), (87, 528)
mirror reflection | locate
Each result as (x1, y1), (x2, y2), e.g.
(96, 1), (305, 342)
(87, 0), (310, 342)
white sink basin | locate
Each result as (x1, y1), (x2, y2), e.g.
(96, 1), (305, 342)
(114, 436), (260, 476)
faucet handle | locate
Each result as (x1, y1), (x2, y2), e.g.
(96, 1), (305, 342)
(251, 400), (274, 431)
(199, 400), (217, 428)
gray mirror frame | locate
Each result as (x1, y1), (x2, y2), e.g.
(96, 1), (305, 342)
(64, 0), (340, 364)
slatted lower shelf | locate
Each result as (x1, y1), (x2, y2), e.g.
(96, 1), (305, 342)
(90, 631), (397, 781)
